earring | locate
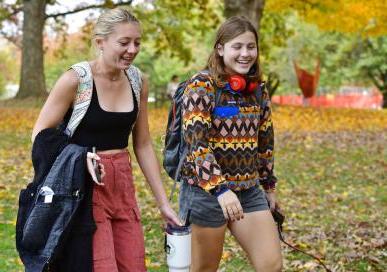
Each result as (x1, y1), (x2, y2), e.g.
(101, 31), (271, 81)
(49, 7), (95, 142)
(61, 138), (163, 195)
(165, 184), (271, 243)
(100, 49), (103, 55)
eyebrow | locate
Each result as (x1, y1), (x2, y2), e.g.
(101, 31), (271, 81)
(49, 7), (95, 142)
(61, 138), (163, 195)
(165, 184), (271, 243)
(118, 37), (141, 41)
(231, 42), (256, 46)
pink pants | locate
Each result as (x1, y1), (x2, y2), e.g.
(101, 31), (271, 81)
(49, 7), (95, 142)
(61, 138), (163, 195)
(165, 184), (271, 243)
(92, 151), (146, 272)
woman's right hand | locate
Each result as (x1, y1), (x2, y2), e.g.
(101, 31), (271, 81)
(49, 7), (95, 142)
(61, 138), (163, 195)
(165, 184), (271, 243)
(86, 152), (105, 185)
(217, 190), (244, 221)
(159, 203), (183, 227)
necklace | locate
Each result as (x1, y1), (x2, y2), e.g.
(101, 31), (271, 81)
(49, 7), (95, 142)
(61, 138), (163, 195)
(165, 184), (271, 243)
(93, 61), (122, 81)
(109, 74), (121, 81)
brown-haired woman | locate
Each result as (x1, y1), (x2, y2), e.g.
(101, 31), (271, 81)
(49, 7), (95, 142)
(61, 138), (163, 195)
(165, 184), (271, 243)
(179, 16), (282, 271)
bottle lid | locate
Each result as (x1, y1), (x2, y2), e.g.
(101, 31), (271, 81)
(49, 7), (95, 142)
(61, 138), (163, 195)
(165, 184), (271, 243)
(166, 224), (191, 235)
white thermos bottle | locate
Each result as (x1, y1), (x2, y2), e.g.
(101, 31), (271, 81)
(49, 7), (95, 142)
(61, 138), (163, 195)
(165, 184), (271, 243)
(165, 224), (191, 272)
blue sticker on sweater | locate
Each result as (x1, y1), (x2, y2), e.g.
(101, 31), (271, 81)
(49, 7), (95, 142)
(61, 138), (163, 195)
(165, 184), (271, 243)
(213, 106), (239, 117)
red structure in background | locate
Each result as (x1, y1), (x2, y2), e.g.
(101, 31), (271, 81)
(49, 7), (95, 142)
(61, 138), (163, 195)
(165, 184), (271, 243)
(293, 60), (320, 98)
(287, 59), (383, 109)
(272, 90), (383, 109)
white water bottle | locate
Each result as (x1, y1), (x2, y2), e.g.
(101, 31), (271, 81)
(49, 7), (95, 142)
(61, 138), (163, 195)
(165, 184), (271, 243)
(165, 224), (191, 272)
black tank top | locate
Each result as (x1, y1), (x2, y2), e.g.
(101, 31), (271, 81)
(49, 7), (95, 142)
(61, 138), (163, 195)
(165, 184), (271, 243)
(69, 80), (138, 150)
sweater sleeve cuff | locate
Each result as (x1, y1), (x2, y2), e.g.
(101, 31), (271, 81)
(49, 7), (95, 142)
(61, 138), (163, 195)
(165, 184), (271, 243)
(261, 178), (277, 191)
(209, 183), (229, 197)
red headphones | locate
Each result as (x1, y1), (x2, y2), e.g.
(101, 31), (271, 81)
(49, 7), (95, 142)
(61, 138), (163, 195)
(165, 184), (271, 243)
(227, 75), (258, 94)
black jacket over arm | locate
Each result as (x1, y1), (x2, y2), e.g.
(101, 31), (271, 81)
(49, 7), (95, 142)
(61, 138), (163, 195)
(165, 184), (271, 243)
(16, 128), (95, 272)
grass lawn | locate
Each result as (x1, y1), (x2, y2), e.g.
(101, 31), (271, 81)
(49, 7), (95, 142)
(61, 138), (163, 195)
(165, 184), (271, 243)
(0, 100), (386, 271)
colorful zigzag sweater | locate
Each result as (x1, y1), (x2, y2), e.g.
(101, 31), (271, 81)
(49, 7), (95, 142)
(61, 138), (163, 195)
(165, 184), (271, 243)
(181, 72), (277, 192)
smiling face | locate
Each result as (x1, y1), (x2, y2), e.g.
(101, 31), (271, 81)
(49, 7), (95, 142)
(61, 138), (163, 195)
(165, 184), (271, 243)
(217, 31), (257, 76)
(97, 22), (142, 70)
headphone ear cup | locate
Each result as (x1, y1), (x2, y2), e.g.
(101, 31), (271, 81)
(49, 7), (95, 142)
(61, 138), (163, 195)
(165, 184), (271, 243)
(247, 82), (258, 93)
(229, 75), (246, 92)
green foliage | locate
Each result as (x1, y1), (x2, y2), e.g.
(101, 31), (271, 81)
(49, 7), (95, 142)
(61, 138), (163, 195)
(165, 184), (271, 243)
(133, 0), (222, 64)
(260, 12), (386, 96)
(44, 31), (92, 89)
(131, 0), (222, 99)
(260, 10), (294, 95)
(0, 1), (21, 21)
(0, 44), (19, 96)
(355, 36), (387, 93)
(134, 29), (216, 99)
(2, 0), (385, 103)
(43, 0), (222, 98)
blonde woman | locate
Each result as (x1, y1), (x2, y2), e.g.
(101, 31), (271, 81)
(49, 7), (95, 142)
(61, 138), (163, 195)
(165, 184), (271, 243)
(32, 8), (180, 272)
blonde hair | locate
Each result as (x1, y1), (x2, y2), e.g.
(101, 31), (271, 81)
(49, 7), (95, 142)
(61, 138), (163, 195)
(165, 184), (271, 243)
(93, 8), (139, 41)
(207, 16), (262, 83)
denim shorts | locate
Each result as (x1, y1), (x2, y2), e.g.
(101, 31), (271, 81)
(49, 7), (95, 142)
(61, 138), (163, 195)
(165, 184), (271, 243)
(179, 181), (269, 228)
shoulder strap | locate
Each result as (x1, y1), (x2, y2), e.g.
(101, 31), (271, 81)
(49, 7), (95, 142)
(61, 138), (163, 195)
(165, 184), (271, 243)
(256, 82), (265, 108)
(65, 61), (93, 137)
(126, 65), (142, 109)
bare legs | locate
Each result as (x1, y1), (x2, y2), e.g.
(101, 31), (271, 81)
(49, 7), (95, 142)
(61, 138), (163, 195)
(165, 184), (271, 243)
(190, 224), (227, 272)
(228, 210), (282, 271)
(191, 210), (282, 272)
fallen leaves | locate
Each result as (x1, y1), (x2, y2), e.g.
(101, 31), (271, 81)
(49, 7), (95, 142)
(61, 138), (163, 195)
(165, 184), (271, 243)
(0, 104), (386, 271)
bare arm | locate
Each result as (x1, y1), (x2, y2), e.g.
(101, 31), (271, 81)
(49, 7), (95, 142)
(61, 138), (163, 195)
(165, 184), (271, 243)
(32, 69), (106, 184)
(132, 76), (180, 225)
(31, 70), (78, 142)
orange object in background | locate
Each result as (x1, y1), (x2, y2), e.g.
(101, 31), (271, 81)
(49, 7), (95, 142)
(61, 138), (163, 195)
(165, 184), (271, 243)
(293, 60), (320, 98)
(271, 93), (383, 109)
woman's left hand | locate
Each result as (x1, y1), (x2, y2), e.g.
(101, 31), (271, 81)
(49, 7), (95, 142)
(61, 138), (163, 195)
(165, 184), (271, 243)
(266, 191), (280, 211)
(159, 203), (182, 226)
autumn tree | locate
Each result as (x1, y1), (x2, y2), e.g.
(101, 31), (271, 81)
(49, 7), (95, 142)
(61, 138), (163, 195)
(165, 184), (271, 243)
(43, 0), (221, 102)
(0, 0), (134, 98)
(266, 0), (386, 37)
(354, 36), (387, 107)
(264, 0), (387, 106)
(224, 0), (265, 31)
(0, 0), (220, 99)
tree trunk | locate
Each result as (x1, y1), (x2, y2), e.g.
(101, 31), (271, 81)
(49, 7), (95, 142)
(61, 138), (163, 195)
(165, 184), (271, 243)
(367, 69), (387, 108)
(17, 0), (47, 98)
(382, 92), (387, 108)
(224, 0), (265, 33)
(380, 84), (387, 108)
(377, 78), (386, 108)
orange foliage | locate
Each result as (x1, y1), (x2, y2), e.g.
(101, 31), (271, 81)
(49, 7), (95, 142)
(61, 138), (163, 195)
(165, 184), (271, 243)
(148, 106), (387, 135)
(266, 0), (387, 36)
(1, 107), (385, 138)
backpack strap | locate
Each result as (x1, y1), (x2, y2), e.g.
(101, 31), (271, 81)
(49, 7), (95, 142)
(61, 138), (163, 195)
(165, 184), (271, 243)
(65, 61), (93, 137)
(256, 82), (265, 109)
(125, 65), (142, 132)
(126, 65), (142, 110)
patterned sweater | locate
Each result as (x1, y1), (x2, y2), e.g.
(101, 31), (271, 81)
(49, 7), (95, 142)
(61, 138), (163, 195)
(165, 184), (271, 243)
(181, 72), (277, 192)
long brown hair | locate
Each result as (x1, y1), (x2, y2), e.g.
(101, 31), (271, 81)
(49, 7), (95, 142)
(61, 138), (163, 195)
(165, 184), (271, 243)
(207, 16), (262, 83)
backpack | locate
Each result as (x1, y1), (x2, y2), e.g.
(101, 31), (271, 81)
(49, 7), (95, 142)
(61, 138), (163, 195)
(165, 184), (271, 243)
(163, 80), (191, 181)
(163, 72), (265, 182)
